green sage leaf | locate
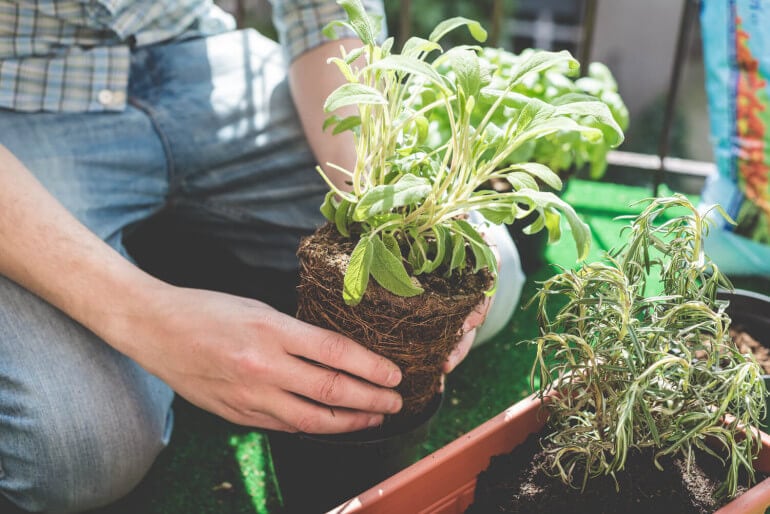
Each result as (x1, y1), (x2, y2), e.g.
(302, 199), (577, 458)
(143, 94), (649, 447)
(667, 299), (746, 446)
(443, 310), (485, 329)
(352, 174), (431, 221)
(343, 235), (373, 306)
(324, 83), (387, 113)
(370, 235), (423, 297)
(428, 17), (488, 44)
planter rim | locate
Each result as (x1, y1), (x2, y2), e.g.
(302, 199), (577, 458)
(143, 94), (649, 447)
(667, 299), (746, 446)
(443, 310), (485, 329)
(330, 393), (770, 514)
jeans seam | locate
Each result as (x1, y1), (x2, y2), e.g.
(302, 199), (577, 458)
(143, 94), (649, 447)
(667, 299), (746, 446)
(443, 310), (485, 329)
(127, 96), (176, 197)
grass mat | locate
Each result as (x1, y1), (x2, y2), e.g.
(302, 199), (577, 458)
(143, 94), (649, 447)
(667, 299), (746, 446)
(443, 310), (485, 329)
(61, 180), (770, 513)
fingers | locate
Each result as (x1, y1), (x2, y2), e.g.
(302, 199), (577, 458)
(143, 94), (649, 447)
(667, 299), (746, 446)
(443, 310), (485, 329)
(443, 328), (476, 374)
(276, 358), (403, 415)
(284, 322), (402, 388)
(236, 393), (384, 434)
(463, 296), (492, 333)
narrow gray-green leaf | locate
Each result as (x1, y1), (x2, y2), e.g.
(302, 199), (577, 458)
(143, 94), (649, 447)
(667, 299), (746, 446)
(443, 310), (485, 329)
(352, 174), (431, 221)
(428, 16), (487, 43)
(343, 236), (373, 306)
(324, 83), (387, 113)
(370, 235), (424, 297)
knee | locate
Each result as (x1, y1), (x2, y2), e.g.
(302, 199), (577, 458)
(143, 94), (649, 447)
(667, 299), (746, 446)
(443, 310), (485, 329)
(1, 392), (172, 513)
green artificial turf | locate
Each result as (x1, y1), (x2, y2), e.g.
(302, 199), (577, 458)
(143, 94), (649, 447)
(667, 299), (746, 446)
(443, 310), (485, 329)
(80, 179), (770, 513)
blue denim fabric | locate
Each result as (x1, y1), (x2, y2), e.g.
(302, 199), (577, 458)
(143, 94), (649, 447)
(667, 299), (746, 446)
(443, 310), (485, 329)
(0, 28), (522, 513)
(0, 29), (326, 513)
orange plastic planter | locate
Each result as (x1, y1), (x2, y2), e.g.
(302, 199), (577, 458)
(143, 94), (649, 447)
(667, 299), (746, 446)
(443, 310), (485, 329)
(329, 395), (770, 514)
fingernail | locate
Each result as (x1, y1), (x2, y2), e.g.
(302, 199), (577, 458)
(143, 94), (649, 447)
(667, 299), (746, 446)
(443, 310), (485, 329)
(389, 395), (403, 413)
(368, 415), (384, 428)
(386, 367), (402, 386)
(462, 321), (471, 333)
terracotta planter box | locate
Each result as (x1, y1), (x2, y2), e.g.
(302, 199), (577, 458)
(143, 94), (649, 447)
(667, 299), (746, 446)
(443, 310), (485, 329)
(329, 395), (770, 514)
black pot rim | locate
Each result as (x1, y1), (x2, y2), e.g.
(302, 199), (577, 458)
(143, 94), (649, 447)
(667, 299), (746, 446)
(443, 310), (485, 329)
(718, 288), (770, 378)
(293, 392), (444, 446)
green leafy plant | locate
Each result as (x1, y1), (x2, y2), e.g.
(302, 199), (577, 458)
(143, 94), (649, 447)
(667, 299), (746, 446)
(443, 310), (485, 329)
(319, 0), (625, 306)
(529, 195), (766, 498)
(424, 47), (629, 181)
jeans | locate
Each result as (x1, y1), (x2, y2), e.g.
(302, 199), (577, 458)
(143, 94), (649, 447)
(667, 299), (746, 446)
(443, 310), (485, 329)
(0, 29), (523, 513)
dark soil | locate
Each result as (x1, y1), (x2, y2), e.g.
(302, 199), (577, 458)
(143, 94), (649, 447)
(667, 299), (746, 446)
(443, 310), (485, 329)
(733, 327), (770, 374)
(296, 223), (491, 417)
(467, 431), (762, 514)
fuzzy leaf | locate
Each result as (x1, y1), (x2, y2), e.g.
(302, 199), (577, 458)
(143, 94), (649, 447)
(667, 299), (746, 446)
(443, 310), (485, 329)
(381, 232), (402, 259)
(454, 219), (498, 277)
(429, 17), (488, 43)
(343, 236), (373, 306)
(324, 83), (387, 112)
(401, 36), (442, 58)
(367, 55), (445, 87)
(553, 100), (625, 146)
(447, 231), (466, 276)
(332, 115), (362, 135)
(444, 48), (482, 98)
(337, 0), (377, 45)
(370, 235), (423, 297)
(479, 202), (516, 225)
(335, 199), (352, 237)
(505, 172), (539, 191)
(425, 224), (450, 273)
(509, 162), (563, 191)
(320, 191), (337, 222)
(352, 174), (431, 221)
(509, 50), (578, 86)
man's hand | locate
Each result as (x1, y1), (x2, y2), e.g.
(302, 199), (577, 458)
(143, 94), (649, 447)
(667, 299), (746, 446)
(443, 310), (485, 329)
(0, 146), (403, 435)
(114, 285), (404, 433)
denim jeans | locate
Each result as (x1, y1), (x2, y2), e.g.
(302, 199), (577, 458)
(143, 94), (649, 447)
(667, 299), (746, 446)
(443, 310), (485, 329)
(0, 29), (523, 513)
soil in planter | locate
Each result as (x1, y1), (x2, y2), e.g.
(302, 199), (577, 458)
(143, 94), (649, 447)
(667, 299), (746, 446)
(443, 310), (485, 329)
(467, 430), (764, 514)
(733, 327), (770, 374)
(297, 223), (491, 417)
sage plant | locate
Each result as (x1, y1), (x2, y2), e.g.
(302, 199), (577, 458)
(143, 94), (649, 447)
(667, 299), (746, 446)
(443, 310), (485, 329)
(318, 0), (624, 305)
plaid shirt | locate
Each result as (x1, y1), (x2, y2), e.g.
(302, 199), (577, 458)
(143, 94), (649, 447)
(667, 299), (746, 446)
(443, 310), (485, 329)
(0, 0), (384, 113)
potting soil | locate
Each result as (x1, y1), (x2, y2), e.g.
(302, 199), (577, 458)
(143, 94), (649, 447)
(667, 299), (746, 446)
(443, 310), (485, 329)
(466, 430), (764, 514)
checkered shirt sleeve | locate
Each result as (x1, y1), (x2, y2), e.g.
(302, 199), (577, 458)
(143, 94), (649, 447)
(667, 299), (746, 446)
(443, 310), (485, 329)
(269, 0), (386, 63)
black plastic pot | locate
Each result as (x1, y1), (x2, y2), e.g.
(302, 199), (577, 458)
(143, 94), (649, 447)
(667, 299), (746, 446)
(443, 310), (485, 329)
(718, 288), (770, 430)
(267, 393), (442, 513)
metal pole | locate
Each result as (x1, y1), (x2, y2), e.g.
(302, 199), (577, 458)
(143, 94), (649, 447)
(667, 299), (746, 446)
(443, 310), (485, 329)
(654, 0), (700, 196)
(579, 0), (598, 74)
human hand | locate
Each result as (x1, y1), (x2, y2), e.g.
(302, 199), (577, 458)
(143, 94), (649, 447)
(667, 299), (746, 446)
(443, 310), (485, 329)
(117, 285), (403, 434)
(441, 228), (500, 375)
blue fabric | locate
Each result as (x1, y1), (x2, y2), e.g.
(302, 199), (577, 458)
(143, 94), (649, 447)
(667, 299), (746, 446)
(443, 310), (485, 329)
(0, 28), (326, 513)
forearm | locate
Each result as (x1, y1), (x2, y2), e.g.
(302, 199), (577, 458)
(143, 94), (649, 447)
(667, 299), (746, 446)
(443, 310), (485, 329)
(0, 145), (163, 358)
(288, 38), (362, 192)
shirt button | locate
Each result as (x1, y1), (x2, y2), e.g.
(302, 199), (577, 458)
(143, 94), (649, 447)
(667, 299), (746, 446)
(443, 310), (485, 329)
(97, 89), (126, 107)
(98, 89), (114, 105)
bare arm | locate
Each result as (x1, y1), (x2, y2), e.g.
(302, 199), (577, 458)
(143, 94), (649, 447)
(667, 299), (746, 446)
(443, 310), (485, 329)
(288, 38), (362, 191)
(0, 145), (402, 432)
